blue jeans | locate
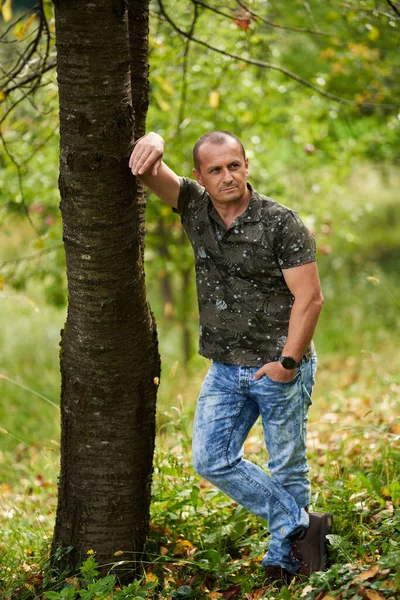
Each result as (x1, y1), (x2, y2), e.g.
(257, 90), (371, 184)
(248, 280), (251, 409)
(192, 356), (317, 573)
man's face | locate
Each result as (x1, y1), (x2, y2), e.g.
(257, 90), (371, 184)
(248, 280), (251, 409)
(192, 139), (249, 207)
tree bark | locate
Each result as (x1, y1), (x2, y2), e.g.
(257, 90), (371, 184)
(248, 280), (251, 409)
(52, 0), (159, 575)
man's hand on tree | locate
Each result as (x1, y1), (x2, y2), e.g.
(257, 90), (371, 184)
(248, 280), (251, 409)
(129, 132), (164, 177)
(253, 361), (296, 382)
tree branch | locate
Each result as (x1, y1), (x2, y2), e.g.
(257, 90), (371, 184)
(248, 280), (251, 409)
(385, 0), (400, 18)
(235, 0), (332, 35)
(157, 0), (399, 109)
(0, 244), (64, 267)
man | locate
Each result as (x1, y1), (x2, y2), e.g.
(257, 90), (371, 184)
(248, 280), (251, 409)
(129, 131), (332, 587)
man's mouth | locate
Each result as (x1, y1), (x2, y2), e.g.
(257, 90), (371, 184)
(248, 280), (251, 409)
(221, 185), (237, 191)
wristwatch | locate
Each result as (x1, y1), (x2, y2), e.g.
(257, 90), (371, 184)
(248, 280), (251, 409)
(278, 355), (300, 370)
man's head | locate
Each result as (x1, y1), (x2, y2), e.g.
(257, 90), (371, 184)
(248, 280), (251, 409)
(192, 131), (249, 208)
(193, 131), (246, 172)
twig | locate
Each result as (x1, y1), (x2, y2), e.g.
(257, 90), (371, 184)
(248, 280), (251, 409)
(176, 3), (199, 132)
(385, 0), (400, 18)
(0, 243), (64, 267)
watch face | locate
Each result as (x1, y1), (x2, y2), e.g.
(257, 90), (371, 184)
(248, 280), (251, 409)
(281, 356), (297, 369)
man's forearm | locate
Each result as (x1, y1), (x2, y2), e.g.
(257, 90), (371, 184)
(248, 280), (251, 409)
(282, 292), (324, 362)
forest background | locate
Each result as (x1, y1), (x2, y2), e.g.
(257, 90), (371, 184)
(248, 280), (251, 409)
(0, 1), (399, 599)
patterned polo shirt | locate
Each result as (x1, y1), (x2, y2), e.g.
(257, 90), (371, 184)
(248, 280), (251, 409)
(174, 177), (317, 366)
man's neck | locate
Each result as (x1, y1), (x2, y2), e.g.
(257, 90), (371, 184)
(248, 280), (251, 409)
(211, 188), (252, 229)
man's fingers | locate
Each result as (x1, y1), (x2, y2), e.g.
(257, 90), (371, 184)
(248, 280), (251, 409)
(131, 147), (160, 176)
(151, 158), (162, 176)
(253, 368), (264, 380)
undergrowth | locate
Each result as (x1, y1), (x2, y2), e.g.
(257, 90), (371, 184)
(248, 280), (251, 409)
(1, 350), (399, 599)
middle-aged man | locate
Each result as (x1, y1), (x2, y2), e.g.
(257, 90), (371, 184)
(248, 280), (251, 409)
(129, 131), (332, 587)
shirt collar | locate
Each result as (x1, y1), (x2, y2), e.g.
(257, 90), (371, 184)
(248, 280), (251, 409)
(207, 183), (262, 225)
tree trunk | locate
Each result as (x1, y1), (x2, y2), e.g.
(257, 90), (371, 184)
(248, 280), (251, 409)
(52, 0), (159, 575)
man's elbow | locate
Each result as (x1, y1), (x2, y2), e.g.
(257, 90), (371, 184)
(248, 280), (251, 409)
(313, 291), (324, 314)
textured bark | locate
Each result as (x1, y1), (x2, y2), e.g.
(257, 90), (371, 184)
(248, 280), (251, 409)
(52, 0), (159, 574)
(128, 0), (150, 259)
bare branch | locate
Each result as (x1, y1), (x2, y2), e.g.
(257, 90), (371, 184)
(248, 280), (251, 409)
(176, 2), (199, 132)
(0, 129), (41, 235)
(3, 58), (57, 98)
(0, 244), (63, 267)
(157, 0), (399, 109)
(385, 0), (400, 18)
(340, 2), (400, 20)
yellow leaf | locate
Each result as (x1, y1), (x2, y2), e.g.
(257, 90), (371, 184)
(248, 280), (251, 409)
(155, 76), (174, 95)
(155, 94), (170, 112)
(27, 298), (40, 313)
(153, 377), (160, 386)
(173, 539), (195, 556)
(368, 27), (380, 41)
(209, 91), (220, 109)
(0, 89), (5, 101)
(367, 277), (380, 285)
(14, 13), (36, 40)
(0, 276), (4, 290)
(208, 593), (223, 599)
(113, 550), (124, 556)
(145, 572), (158, 584)
(1, 0), (13, 23)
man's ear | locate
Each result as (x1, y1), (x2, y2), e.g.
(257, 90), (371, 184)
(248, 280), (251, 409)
(192, 168), (203, 186)
(245, 157), (249, 174)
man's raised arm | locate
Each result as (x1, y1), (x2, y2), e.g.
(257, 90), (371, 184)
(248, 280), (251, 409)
(129, 132), (180, 209)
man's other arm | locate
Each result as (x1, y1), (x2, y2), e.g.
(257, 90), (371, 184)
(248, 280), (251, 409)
(129, 132), (180, 209)
(254, 261), (323, 381)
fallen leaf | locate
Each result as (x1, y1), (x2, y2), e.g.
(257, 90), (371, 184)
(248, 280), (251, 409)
(173, 539), (196, 556)
(65, 577), (79, 590)
(301, 585), (313, 597)
(352, 564), (380, 583)
(245, 589), (267, 599)
(364, 590), (385, 600)
(145, 571), (158, 584)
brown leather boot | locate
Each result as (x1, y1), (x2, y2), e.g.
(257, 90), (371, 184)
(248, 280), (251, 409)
(291, 512), (333, 575)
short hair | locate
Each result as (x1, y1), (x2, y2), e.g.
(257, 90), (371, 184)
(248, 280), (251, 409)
(193, 131), (246, 171)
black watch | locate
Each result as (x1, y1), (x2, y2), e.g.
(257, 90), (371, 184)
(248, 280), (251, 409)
(278, 355), (300, 370)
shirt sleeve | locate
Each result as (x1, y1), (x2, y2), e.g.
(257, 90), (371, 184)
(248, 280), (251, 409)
(173, 177), (205, 224)
(272, 208), (316, 269)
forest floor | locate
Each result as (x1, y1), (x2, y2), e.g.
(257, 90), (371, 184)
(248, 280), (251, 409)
(1, 344), (399, 599)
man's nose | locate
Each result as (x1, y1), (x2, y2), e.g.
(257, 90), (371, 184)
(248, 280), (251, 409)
(222, 168), (233, 181)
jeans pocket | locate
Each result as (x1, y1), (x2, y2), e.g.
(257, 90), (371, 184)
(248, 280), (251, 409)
(262, 370), (301, 386)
